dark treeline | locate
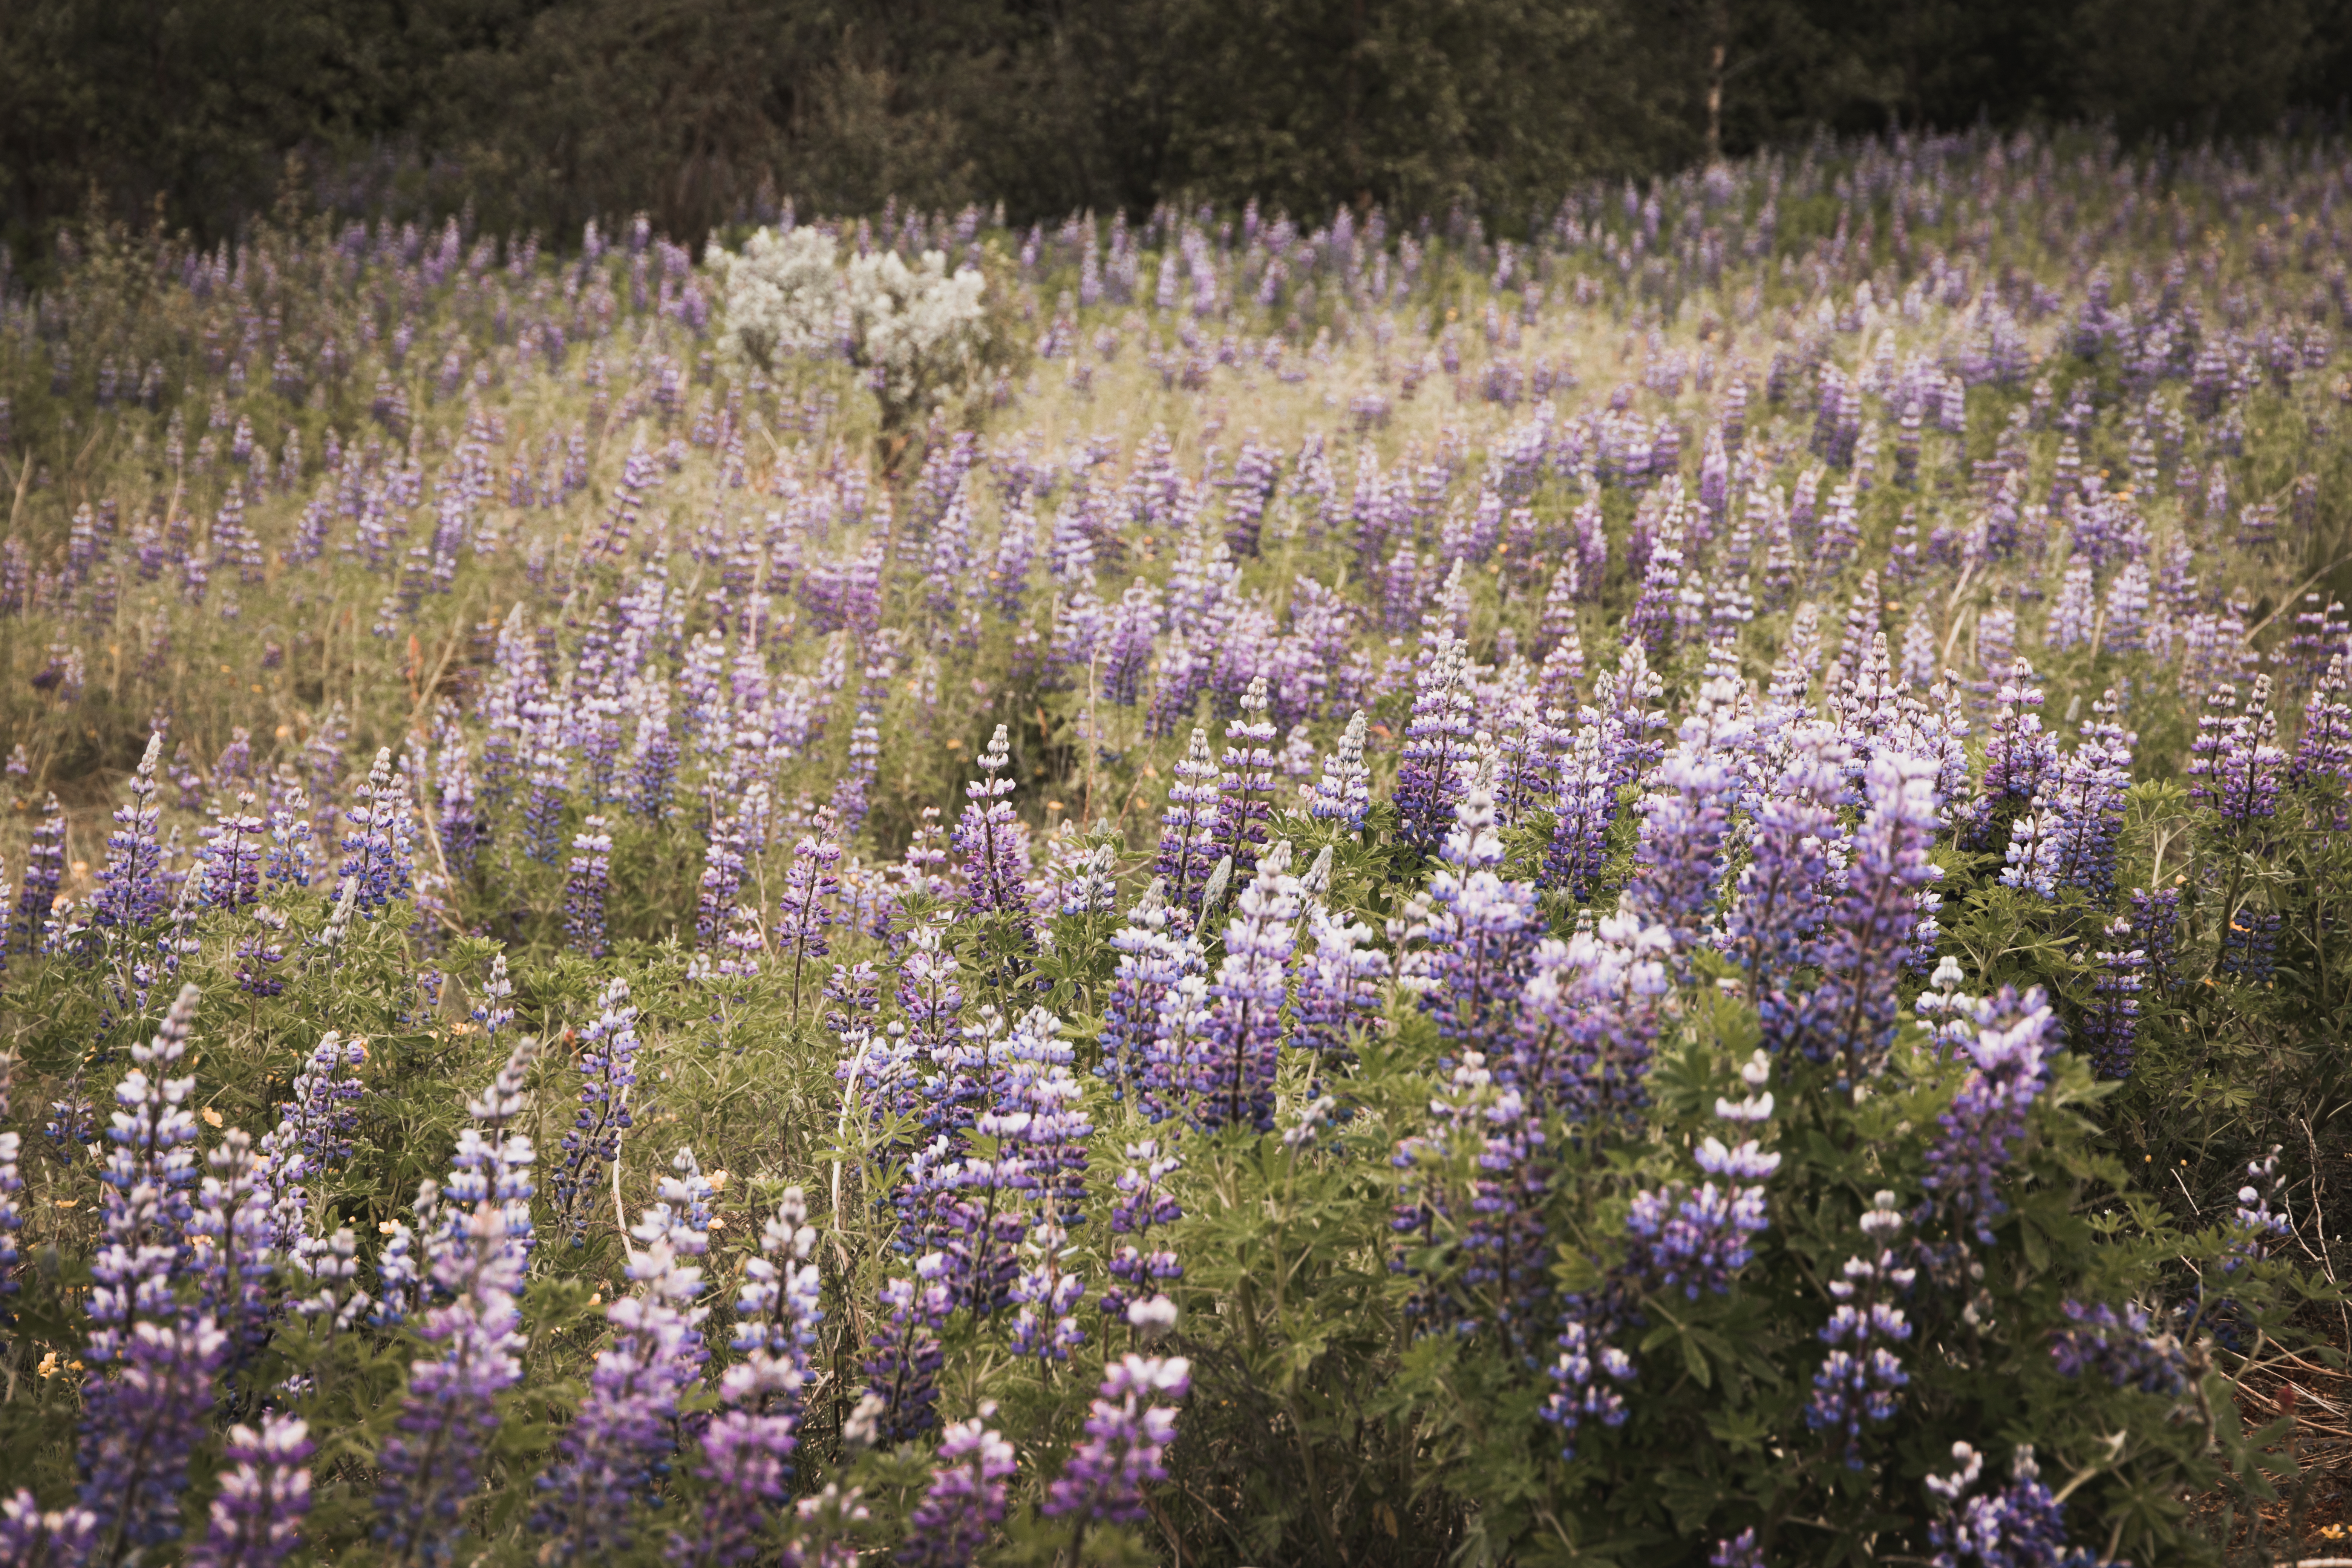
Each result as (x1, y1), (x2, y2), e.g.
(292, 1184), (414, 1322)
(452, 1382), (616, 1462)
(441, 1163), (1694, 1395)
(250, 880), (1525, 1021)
(3, 0), (2349, 256)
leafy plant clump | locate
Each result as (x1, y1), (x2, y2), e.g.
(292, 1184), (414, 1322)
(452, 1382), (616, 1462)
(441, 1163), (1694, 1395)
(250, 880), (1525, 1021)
(1, 126), (2350, 1568)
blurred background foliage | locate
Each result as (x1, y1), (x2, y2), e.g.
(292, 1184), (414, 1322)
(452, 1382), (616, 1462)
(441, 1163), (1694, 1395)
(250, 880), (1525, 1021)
(2, 0), (2350, 261)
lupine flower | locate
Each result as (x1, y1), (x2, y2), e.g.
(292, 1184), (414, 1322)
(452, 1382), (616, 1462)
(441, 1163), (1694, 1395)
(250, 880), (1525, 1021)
(1723, 730), (1847, 996)
(1395, 631), (1475, 853)
(0, 1052), (19, 1320)
(1102, 1139), (1184, 1325)
(2049, 1301), (2188, 1395)
(695, 815), (749, 949)
(1009, 1217), (1088, 1365)
(2082, 923), (2145, 1080)
(897, 1411), (1017, 1568)
(778, 808), (842, 1013)
(1097, 884), (1204, 1114)
(472, 952), (517, 1036)
(1511, 910), (1674, 1123)
(1306, 710), (1372, 831)
(2191, 674), (2286, 834)
(1393, 1053), (1554, 1351)
(1190, 842), (1301, 1134)
(200, 793), (268, 911)
(375, 1202), (528, 1566)
(677, 1191), (821, 1568)
(564, 816), (614, 956)
(264, 787), (318, 892)
(1626, 1140), (1778, 1303)
(1772, 752), (1943, 1084)
(1210, 676), (1280, 878)
(91, 737), (168, 933)
(1925, 1443), (2099, 1568)
(1710, 1528), (1766, 1568)
(1155, 728), (1222, 910)
(1627, 692), (1747, 951)
(1541, 1308), (1636, 1460)
(535, 1185), (712, 1556)
(1963, 660), (2056, 848)
(1291, 904), (1387, 1068)
(1, 1490), (100, 1568)
(1807, 1194), (1915, 1467)
(15, 794), (66, 952)
(1042, 1355), (1191, 1527)
(1396, 789), (1542, 1046)
(553, 979), (640, 1245)
(2230, 1146), (2290, 1269)
(187, 1414), (312, 1568)
(189, 1129), (278, 1372)
(340, 747), (419, 917)
(953, 726), (1027, 920)
(1923, 987), (2059, 1246)
(859, 1261), (954, 1446)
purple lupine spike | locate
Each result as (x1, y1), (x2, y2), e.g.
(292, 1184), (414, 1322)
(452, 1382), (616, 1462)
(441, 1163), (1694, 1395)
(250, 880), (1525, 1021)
(1923, 986), (2060, 1246)
(1806, 1194), (1914, 1468)
(1210, 677), (1280, 879)
(1293, 902), (1387, 1069)
(1964, 659), (2056, 849)
(1625, 689), (1747, 953)
(1305, 711), (1371, 833)
(91, 735), (170, 934)
(1626, 1140), (1779, 1305)
(187, 1414), (312, 1568)
(1774, 753), (1944, 1084)
(1543, 716), (1616, 902)
(374, 1202), (529, 1566)
(1155, 729), (1221, 911)
(534, 1185), (712, 1556)
(1724, 731), (1848, 1000)
(2050, 1301), (2188, 1395)
(2083, 921), (2145, 1080)
(472, 954), (516, 1037)
(1190, 842), (1300, 1134)
(1044, 1354), (1191, 1530)
(1008, 1216), (1088, 1366)
(2, 1490), (100, 1568)
(16, 793), (66, 953)
(896, 1411), (1017, 1568)
(2192, 674), (2285, 834)
(0, 1052), (17, 1320)
(983, 1007), (1093, 1222)
(189, 1130), (278, 1371)
(695, 814), (748, 949)
(1391, 1051), (1555, 1352)
(264, 784), (317, 893)
(2294, 655), (2352, 794)
(564, 816), (614, 957)
(260, 1031), (368, 1253)
(1926, 1443), (2096, 1566)
(1096, 883), (1204, 1114)
(1397, 789), (1542, 1047)
(339, 748), (419, 917)
(778, 808), (842, 1015)
(1394, 631), (1475, 853)
(1101, 1139), (1184, 1326)
(553, 980), (639, 1246)
(952, 727), (1027, 921)
(674, 1192), (820, 1568)
(80, 984), (217, 1558)
(858, 1260), (955, 1446)
(831, 710), (881, 836)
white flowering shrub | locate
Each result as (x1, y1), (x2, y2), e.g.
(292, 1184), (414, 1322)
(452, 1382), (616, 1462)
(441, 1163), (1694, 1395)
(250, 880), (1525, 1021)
(716, 228), (988, 426)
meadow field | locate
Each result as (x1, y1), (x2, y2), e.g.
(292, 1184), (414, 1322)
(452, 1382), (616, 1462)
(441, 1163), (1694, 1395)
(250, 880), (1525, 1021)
(2, 127), (2350, 1565)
